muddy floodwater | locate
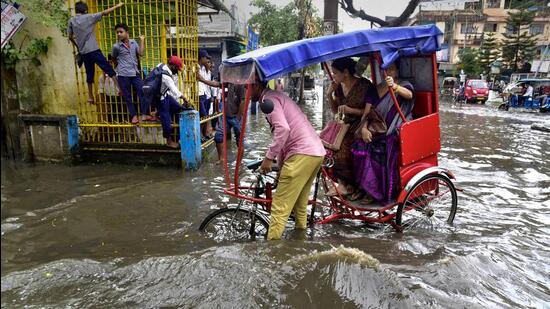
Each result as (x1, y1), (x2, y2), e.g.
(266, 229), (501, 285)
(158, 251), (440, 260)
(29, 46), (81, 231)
(2, 95), (549, 308)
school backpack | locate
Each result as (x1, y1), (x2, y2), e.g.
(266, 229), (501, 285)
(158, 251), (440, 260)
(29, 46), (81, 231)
(142, 65), (170, 108)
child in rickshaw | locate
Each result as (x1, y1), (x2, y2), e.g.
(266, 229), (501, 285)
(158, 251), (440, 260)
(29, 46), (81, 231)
(353, 62), (414, 204)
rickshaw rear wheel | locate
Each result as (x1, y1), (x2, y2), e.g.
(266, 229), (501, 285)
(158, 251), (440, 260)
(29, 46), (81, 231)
(199, 208), (269, 241)
(396, 174), (457, 232)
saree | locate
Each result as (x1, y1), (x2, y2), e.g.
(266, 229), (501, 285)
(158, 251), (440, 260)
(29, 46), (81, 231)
(352, 81), (414, 202)
(329, 77), (376, 185)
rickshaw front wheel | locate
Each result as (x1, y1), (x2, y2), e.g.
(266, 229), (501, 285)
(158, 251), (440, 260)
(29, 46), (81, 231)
(395, 174), (458, 232)
(199, 208), (269, 241)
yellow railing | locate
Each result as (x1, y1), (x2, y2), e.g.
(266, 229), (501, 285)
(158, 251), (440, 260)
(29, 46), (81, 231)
(67, 0), (198, 145)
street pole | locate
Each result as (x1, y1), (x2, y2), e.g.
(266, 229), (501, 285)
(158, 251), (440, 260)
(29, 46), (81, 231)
(322, 0), (338, 127)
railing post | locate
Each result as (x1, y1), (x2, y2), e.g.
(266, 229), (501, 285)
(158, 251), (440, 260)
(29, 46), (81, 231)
(250, 100), (257, 115)
(180, 110), (201, 171)
(67, 115), (80, 156)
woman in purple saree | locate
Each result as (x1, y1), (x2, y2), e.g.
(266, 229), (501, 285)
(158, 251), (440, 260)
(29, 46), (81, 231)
(352, 63), (414, 203)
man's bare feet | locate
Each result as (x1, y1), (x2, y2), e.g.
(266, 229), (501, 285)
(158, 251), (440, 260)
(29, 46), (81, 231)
(141, 115), (155, 121)
(166, 139), (179, 148)
(131, 115), (139, 124)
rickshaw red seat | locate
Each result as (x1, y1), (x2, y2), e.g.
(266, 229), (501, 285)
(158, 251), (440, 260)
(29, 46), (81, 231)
(399, 113), (440, 166)
(412, 91), (433, 118)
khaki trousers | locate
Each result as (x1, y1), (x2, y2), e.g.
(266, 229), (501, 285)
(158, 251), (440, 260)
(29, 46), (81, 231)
(267, 154), (323, 240)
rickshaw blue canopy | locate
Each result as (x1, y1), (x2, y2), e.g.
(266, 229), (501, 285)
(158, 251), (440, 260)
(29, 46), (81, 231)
(222, 24), (443, 82)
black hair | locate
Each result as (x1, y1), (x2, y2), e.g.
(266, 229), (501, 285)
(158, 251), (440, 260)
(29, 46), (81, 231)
(331, 57), (357, 76)
(75, 1), (88, 14)
(114, 23), (129, 32)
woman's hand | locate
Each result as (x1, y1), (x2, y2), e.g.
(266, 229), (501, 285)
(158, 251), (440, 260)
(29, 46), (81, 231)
(329, 81), (339, 94)
(337, 104), (346, 114)
(385, 76), (397, 90)
(361, 126), (372, 143)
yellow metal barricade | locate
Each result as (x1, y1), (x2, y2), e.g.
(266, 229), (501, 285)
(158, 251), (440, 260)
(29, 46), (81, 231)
(67, 0), (198, 146)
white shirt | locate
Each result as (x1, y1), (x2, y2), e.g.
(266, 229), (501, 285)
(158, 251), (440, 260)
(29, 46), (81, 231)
(99, 74), (119, 97)
(524, 85), (533, 97)
(210, 84), (218, 98)
(198, 65), (211, 97)
(158, 64), (183, 100)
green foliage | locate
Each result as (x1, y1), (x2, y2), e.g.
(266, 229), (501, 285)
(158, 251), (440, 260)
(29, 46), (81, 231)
(507, 0), (548, 10)
(248, 0), (322, 47)
(501, 9), (538, 71)
(1, 44), (23, 70)
(457, 48), (481, 78)
(248, 0), (299, 46)
(478, 32), (500, 75)
(1, 36), (52, 69)
(17, 0), (69, 35)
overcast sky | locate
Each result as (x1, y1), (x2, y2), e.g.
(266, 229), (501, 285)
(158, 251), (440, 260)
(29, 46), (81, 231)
(226, 0), (413, 32)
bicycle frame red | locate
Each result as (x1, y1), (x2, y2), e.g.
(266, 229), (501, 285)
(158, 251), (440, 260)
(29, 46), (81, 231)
(220, 52), (444, 225)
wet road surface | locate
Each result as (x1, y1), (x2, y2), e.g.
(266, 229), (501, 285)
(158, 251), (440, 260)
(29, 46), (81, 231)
(2, 97), (549, 308)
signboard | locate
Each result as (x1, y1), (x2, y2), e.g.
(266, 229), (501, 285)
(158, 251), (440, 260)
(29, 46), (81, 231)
(323, 21), (335, 36)
(246, 26), (259, 52)
(1, 3), (26, 49)
(436, 44), (449, 62)
(531, 60), (550, 73)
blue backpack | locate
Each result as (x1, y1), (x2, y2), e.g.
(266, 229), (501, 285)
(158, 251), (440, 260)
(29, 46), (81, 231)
(142, 65), (171, 108)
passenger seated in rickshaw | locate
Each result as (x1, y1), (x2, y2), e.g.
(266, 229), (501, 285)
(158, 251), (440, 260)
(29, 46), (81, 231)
(325, 57), (377, 200)
(352, 62), (414, 204)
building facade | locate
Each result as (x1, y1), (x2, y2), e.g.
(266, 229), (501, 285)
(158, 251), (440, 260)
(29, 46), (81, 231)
(410, 0), (550, 74)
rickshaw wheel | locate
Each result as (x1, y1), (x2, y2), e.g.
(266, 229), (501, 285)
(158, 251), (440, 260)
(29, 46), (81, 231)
(199, 208), (269, 241)
(395, 174), (457, 232)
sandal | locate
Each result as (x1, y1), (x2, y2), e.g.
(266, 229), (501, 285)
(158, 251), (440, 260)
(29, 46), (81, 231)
(360, 195), (374, 205)
(346, 190), (365, 202)
(326, 184), (349, 197)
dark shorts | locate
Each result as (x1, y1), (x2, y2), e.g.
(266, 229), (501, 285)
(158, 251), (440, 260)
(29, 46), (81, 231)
(199, 95), (211, 117)
(82, 49), (116, 84)
(214, 116), (241, 144)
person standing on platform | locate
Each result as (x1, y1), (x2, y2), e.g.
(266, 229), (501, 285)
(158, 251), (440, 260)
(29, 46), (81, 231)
(196, 49), (221, 142)
(112, 23), (153, 124)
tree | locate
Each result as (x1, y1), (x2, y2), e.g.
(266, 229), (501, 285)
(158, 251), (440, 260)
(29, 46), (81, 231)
(248, 0), (323, 103)
(248, 0), (300, 46)
(457, 48), (481, 78)
(501, 9), (538, 72)
(338, 0), (420, 27)
(477, 32), (500, 75)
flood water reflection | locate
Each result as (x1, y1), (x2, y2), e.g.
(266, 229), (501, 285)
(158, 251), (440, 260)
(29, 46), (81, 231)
(2, 94), (549, 308)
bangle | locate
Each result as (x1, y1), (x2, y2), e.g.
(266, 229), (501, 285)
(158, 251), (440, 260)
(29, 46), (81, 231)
(393, 84), (400, 92)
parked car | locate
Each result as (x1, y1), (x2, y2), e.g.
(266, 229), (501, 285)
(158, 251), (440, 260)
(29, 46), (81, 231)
(464, 79), (489, 103)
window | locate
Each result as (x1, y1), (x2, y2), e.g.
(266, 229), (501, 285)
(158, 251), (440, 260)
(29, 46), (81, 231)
(461, 23), (476, 34)
(530, 24), (544, 35)
(486, 0), (501, 8)
(484, 23), (498, 32)
(465, 2), (481, 10)
(505, 24), (518, 35)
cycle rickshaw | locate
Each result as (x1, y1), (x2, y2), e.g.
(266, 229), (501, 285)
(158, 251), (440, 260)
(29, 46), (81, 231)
(199, 25), (458, 240)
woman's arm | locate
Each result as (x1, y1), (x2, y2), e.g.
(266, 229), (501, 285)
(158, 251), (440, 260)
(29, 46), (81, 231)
(386, 76), (413, 100)
(393, 84), (413, 100)
(340, 105), (363, 116)
(328, 82), (341, 113)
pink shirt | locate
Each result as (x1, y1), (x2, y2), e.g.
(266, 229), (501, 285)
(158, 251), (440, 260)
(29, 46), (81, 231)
(262, 90), (326, 164)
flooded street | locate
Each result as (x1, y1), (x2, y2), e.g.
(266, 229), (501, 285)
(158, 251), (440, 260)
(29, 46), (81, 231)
(2, 95), (549, 308)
